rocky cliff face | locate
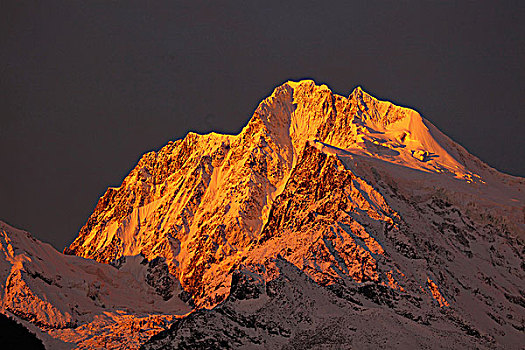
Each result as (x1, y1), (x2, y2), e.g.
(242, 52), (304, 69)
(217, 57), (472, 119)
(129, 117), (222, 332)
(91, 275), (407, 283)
(2, 80), (524, 349)
(65, 80), (523, 308)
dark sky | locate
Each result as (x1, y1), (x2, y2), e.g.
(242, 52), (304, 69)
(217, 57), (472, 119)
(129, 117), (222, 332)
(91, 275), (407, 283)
(1, 1), (524, 250)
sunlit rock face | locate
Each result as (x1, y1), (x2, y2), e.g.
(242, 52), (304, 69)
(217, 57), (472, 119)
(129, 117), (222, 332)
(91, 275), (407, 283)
(3, 80), (523, 349)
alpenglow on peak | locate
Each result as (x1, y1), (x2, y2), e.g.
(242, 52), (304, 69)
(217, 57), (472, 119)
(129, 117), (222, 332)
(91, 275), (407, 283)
(2, 80), (523, 349)
(64, 79), (504, 306)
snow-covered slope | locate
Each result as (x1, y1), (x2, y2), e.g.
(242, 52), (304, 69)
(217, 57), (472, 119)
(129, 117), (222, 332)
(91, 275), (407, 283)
(2, 80), (524, 348)
(141, 259), (502, 349)
(0, 221), (191, 349)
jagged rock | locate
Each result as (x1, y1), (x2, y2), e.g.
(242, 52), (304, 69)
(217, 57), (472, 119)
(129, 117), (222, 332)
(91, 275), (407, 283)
(145, 257), (176, 301)
(229, 269), (265, 301)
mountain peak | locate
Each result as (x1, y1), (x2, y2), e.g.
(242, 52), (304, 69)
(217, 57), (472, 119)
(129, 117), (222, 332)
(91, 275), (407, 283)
(349, 84), (366, 96)
(283, 79), (327, 90)
(275, 80), (409, 128)
(4, 80), (524, 349)
(64, 80), (510, 307)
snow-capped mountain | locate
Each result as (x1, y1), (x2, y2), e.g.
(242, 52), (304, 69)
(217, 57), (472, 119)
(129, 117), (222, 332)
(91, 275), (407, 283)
(0, 221), (191, 349)
(2, 80), (524, 349)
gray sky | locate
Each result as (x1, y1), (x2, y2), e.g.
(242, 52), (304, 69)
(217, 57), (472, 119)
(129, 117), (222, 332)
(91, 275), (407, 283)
(1, 1), (524, 250)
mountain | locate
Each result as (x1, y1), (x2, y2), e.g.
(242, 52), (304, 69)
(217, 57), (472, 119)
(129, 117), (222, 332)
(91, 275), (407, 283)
(2, 80), (524, 349)
(0, 220), (191, 349)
